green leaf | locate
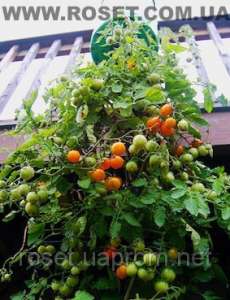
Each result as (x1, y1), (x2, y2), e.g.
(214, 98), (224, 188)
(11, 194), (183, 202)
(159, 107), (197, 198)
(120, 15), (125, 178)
(145, 87), (165, 102)
(218, 94), (228, 107)
(112, 83), (123, 93)
(27, 223), (45, 246)
(78, 178), (91, 189)
(3, 210), (17, 222)
(154, 207), (166, 228)
(188, 114), (209, 126)
(166, 43), (187, 53)
(86, 125), (97, 144)
(140, 193), (156, 204)
(188, 124), (201, 139)
(184, 195), (199, 216)
(221, 207), (230, 221)
(123, 212), (141, 227)
(171, 189), (187, 199)
(10, 291), (25, 300)
(73, 291), (95, 300)
(132, 178), (147, 187)
(204, 87), (214, 113)
(110, 221), (121, 238)
(213, 177), (224, 194)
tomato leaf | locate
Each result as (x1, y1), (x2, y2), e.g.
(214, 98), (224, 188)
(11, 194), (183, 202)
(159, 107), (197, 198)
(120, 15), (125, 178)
(27, 223), (45, 246)
(154, 207), (166, 228)
(74, 291), (95, 300)
(123, 212), (141, 227)
(78, 178), (91, 189)
(110, 221), (121, 238)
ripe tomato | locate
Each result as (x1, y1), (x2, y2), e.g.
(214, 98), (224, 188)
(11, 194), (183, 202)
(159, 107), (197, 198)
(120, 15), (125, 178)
(161, 268), (176, 282)
(191, 138), (203, 148)
(110, 156), (124, 169)
(126, 263), (138, 277)
(104, 246), (117, 260)
(154, 281), (169, 294)
(100, 158), (111, 170)
(111, 142), (126, 156)
(164, 117), (177, 128)
(160, 103), (173, 117)
(116, 265), (127, 280)
(160, 122), (175, 137)
(146, 117), (162, 133)
(168, 247), (178, 260)
(67, 150), (81, 163)
(175, 144), (184, 156)
(90, 169), (106, 182)
(105, 177), (122, 191)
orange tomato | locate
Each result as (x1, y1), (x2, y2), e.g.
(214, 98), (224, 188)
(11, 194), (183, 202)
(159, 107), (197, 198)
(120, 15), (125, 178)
(146, 117), (162, 133)
(111, 142), (126, 156)
(105, 177), (122, 191)
(175, 144), (184, 156)
(110, 156), (124, 170)
(168, 248), (178, 260)
(160, 122), (175, 137)
(116, 265), (127, 280)
(191, 139), (203, 148)
(90, 169), (106, 182)
(165, 117), (177, 128)
(100, 158), (111, 170)
(67, 150), (81, 163)
(160, 103), (173, 117)
(104, 246), (117, 260)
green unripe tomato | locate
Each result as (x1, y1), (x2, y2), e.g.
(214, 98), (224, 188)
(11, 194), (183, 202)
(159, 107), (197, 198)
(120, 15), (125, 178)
(84, 157), (96, 167)
(172, 160), (182, 170)
(145, 141), (159, 152)
(51, 281), (61, 292)
(26, 192), (39, 204)
(70, 252), (81, 265)
(128, 144), (138, 155)
(53, 136), (63, 145)
(137, 268), (149, 281)
(189, 147), (199, 159)
(66, 276), (79, 288)
(91, 79), (104, 91)
(20, 166), (35, 181)
(78, 260), (90, 271)
(10, 188), (21, 201)
(191, 183), (205, 193)
(133, 135), (147, 150)
(0, 180), (6, 189)
(71, 266), (80, 276)
(181, 153), (193, 164)
(180, 172), (189, 181)
(147, 73), (161, 85)
(133, 239), (145, 252)
(25, 203), (39, 216)
(149, 155), (161, 168)
(126, 263), (138, 277)
(46, 245), (56, 255)
(37, 189), (49, 203)
(145, 271), (155, 281)
(154, 281), (169, 294)
(0, 190), (8, 203)
(143, 253), (157, 266)
(3, 273), (11, 282)
(59, 284), (72, 297)
(198, 145), (209, 157)
(18, 184), (30, 196)
(161, 268), (176, 282)
(61, 259), (71, 270)
(126, 161), (138, 173)
(66, 136), (78, 148)
(178, 119), (189, 131)
(37, 245), (46, 254)
(207, 190), (218, 200)
(164, 172), (175, 183)
(20, 200), (26, 207)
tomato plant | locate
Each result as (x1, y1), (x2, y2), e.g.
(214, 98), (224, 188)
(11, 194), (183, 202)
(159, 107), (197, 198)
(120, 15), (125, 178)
(0, 18), (229, 300)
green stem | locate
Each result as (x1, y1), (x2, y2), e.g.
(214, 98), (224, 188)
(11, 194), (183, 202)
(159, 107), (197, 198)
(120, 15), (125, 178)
(124, 277), (135, 300)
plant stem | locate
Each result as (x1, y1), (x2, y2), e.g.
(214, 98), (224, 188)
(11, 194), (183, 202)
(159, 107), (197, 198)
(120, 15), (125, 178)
(124, 277), (135, 300)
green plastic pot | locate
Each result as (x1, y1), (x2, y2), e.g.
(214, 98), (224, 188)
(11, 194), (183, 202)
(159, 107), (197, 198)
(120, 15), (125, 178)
(91, 18), (159, 64)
